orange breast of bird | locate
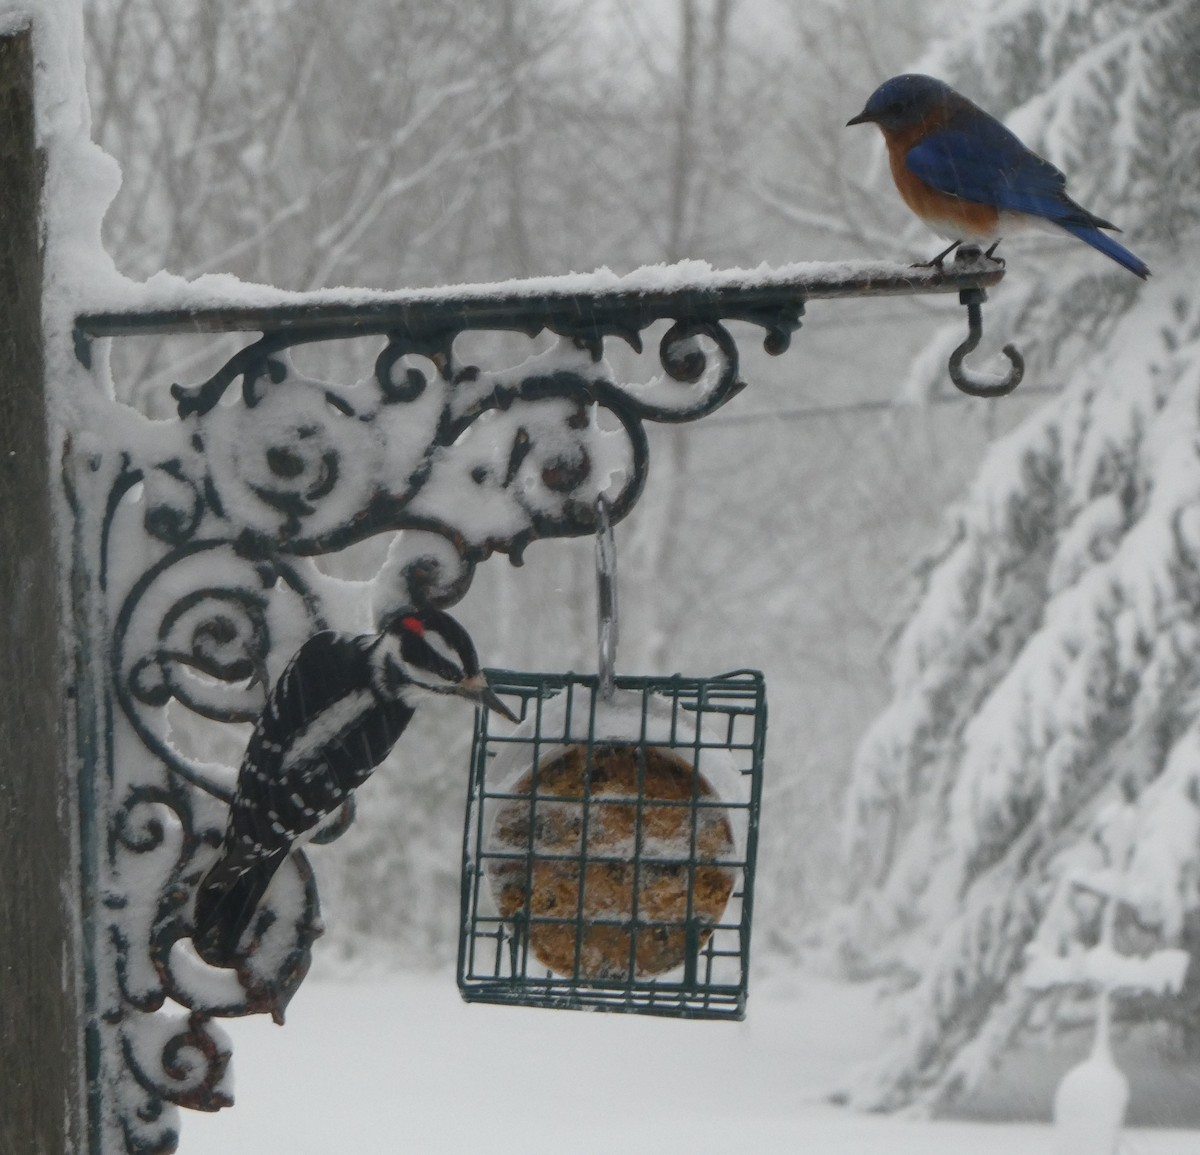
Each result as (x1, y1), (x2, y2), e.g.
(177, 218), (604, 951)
(883, 123), (1000, 240)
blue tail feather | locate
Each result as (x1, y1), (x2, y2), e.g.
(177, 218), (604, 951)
(1056, 220), (1150, 279)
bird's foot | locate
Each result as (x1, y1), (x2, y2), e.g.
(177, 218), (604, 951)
(949, 243), (1007, 269)
(912, 240), (962, 271)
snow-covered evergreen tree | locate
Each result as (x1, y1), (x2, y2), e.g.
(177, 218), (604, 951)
(837, 0), (1200, 1110)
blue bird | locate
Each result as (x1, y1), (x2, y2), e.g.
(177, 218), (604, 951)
(847, 74), (1150, 279)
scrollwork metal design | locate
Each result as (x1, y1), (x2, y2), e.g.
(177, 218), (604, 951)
(84, 301), (777, 1151)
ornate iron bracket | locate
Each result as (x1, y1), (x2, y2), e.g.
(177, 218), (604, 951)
(70, 256), (1009, 1152)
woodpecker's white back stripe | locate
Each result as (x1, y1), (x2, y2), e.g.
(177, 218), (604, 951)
(279, 689), (376, 772)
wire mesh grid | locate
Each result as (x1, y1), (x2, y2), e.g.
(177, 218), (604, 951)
(458, 669), (766, 1020)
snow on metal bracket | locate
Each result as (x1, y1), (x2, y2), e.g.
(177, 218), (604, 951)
(69, 256), (1005, 1153)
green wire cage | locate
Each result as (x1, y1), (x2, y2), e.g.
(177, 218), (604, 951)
(458, 669), (766, 1020)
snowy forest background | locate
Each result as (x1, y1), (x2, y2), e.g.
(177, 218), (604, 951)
(84, 0), (1199, 1121)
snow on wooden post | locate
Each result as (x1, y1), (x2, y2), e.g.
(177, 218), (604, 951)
(0, 22), (83, 1155)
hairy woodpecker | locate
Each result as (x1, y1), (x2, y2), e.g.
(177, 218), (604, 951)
(192, 606), (516, 967)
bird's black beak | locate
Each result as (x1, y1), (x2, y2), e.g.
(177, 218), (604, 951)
(846, 109), (873, 127)
(458, 673), (520, 723)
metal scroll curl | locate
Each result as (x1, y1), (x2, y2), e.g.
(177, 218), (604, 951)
(114, 541), (327, 803)
(98, 781), (317, 1146)
(120, 1009), (233, 1143)
(163, 315), (746, 564)
(614, 318), (747, 423)
(106, 782), (321, 1017)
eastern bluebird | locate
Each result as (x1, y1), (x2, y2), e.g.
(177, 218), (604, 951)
(847, 74), (1150, 279)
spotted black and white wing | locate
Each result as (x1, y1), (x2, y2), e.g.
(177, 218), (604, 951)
(193, 630), (414, 966)
(230, 630), (416, 852)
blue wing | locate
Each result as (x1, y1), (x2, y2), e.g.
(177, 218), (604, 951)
(905, 116), (1105, 225)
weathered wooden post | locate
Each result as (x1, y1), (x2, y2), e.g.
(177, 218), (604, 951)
(0, 22), (84, 1155)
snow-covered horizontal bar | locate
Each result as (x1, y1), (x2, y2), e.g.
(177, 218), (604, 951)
(74, 256), (1004, 340)
(1024, 944), (1191, 995)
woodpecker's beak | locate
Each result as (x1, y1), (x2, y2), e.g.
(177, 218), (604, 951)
(846, 109), (873, 127)
(458, 673), (520, 723)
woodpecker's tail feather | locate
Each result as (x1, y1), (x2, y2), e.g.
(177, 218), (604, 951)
(192, 844), (287, 968)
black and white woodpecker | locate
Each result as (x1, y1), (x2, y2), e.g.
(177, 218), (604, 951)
(192, 606), (517, 967)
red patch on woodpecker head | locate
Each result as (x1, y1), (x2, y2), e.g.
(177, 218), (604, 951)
(400, 615), (426, 637)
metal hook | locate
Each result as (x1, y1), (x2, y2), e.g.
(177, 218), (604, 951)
(595, 495), (619, 701)
(948, 287), (1025, 398)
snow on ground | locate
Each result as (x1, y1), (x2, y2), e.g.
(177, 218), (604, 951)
(184, 971), (1196, 1155)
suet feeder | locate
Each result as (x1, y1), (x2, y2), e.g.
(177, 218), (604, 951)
(458, 502), (767, 1019)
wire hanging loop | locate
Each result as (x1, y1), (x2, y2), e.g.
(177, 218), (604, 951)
(948, 286), (1025, 398)
(595, 495), (619, 701)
